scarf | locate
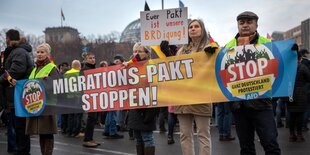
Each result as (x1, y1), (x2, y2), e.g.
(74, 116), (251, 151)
(36, 57), (49, 67)
(237, 32), (257, 46)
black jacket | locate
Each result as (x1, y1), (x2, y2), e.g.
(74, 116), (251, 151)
(127, 108), (157, 131)
(0, 46), (15, 75)
(0, 43), (34, 108)
(81, 63), (96, 72)
(301, 57), (310, 94)
(287, 63), (310, 112)
(126, 55), (157, 131)
(301, 57), (310, 71)
(0, 43), (33, 82)
(0, 46), (15, 109)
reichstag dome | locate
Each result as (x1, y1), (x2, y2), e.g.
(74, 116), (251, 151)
(119, 19), (141, 43)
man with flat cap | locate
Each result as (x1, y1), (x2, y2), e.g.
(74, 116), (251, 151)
(225, 11), (281, 155)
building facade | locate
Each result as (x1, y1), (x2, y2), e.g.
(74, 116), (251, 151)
(44, 26), (80, 43)
(272, 18), (310, 50)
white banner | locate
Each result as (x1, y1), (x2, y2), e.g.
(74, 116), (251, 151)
(140, 7), (188, 46)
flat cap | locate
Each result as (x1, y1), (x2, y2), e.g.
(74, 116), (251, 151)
(237, 11), (259, 21)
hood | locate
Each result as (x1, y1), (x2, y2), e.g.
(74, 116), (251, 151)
(18, 43), (32, 53)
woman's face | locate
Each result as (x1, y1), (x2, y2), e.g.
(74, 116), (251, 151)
(134, 46), (148, 60)
(189, 21), (202, 39)
(36, 46), (49, 61)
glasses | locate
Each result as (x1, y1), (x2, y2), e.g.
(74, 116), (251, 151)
(135, 50), (146, 53)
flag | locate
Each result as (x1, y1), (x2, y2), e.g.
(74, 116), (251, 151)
(151, 45), (166, 59)
(5, 70), (13, 85)
(179, 0), (185, 8)
(209, 37), (215, 43)
(266, 33), (272, 39)
(61, 8), (65, 21)
(144, 1), (150, 11)
(49, 56), (55, 64)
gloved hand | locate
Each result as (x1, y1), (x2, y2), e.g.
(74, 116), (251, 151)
(204, 46), (217, 54)
(204, 42), (219, 55)
(169, 45), (178, 56)
(160, 40), (173, 56)
(291, 43), (299, 52)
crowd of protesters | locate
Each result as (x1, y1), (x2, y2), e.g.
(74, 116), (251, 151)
(0, 10), (310, 155)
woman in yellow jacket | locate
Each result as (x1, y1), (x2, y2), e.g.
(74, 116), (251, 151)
(26, 43), (59, 155)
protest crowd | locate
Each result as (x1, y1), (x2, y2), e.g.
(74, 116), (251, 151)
(1, 10), (310, 155)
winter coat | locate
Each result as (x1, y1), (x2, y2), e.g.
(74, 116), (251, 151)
(81, 62), (96, 72)
(301, 57), (310, 71)
(0, 44), (34, 108)
(0, 47), (14, 111)
(287, 63), (310, 112)
(126, 53), (158, 131)
(174, 41), (213, 117)
(301, 57), (310, 112)
(26, 59), (59, 135)
(174, 104), (213, 117)
(127, 108), (158, 131)
(0, 46), (15, 76)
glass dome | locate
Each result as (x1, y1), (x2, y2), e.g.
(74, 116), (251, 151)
(119, 19), (141, 43)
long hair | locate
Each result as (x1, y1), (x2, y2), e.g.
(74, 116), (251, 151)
(179, 19), (210, 54)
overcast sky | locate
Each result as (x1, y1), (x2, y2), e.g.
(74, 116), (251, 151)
(0, 0), (309, 46)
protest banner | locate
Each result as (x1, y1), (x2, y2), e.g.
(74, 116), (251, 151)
(140, 7), (188, 46)
(14, 39), (297, 117)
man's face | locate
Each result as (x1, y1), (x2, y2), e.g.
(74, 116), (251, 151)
(86, 54), (96, 65)
(238, 19), (258, 37)
(135, 46), (148, 60)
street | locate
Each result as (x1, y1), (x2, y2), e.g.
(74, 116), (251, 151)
(1, 124), (310, 155)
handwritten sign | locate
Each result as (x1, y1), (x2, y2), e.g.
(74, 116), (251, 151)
(140, 7), (188, 46)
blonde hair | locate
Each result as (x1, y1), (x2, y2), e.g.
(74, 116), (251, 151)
(37, 43), (51, 54)
(133, 42), (141, 52)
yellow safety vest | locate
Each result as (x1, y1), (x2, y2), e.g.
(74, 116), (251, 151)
(29, 63), (56, 79)
(65, 68), (79, 74)
(225, 36), (271, 48)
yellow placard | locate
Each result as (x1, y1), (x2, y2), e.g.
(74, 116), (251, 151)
(228, 75), (272, 96)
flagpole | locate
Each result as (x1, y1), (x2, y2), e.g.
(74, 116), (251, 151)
(61, 8), (63, 27)
(162, 0), (164, 9)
